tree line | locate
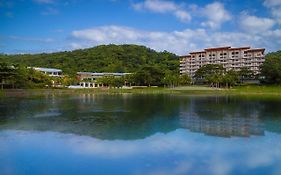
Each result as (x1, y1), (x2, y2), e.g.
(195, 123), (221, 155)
(194, 65), (256, 88)
(0, 44), (179, 76)
(0, 45), (280, 89)
(0, 63), (76, 89)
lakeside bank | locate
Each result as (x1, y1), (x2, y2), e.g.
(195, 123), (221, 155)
(1, 85), (281, 98)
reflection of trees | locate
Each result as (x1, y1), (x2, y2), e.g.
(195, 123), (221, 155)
(257, 100), (281, 134)
(0, 94), (190, 140)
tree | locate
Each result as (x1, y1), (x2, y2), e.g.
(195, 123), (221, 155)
(124, 74), (135, 86)
(0, 62), (15, 89)
(97, 76), (114, 87)
(0, 44), (179, 76)
(238, 67), (255, 82)
(261, 51), (281, 84)
(0, 62), (52, 89)
(162, 71), (179, 88)
(222, 70), (239, 88)
(194, 64), (225, 87)
(111, 77), (124, 88)
(134, 65), (164, 86)
(179, 74), (191, 86)
(97, 76), (125, 88)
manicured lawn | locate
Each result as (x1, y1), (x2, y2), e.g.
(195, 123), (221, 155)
(1, 85), (281, 97)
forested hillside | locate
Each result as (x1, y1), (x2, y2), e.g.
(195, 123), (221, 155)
(0, 44), (179, 75)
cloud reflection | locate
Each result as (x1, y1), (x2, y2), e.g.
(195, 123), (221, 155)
(1, 129), (281, 175)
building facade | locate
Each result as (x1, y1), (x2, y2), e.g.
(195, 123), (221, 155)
(76, 72), (131, 88)
(179, 46), (265, 77)
(33, 67), (63, 77)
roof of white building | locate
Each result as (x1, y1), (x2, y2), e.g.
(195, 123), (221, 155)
(33, 67), (62, 72)
(77, 72), (131, 76)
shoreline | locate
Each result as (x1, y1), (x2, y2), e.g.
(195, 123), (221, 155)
(1, 85), (281, 97)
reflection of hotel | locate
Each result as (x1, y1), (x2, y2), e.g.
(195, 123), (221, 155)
(76, 72), (131, 88)
(180, 112), (264, 137)
(180, 46), (265, 77)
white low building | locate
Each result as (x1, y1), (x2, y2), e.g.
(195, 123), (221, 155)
(33, 67), (63, 77)
(76, 72), (131, 88)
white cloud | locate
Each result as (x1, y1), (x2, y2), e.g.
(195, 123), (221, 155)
(70, 25), (281, 55)
(239, 13), (275, 33)
(9, 36), (55, 43)
(264, 0), (281, 7)
(263, 0), (281, 23)
(174, 10), (191, 22)
(132, 0), (191, 22)
(41, 7), (59, 15)
(271, 7), (281, 22)
(134, 0), (177, 13)
(70, 43), (83, 50)
(201, 2), (231, 29)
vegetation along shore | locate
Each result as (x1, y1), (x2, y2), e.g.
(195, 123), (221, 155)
(0, 44), (281, 91)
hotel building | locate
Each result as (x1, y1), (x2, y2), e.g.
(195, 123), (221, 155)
(179, 46), (265, 77)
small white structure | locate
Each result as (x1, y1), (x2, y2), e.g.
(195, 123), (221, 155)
(33, 67), (63, 77)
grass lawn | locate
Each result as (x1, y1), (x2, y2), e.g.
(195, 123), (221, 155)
(1, 85), (281, 97)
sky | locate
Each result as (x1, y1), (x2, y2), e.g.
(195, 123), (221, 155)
(0, 0), (281, 55)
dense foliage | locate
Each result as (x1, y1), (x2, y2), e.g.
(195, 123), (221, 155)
(261, 50), (281, 84)
(194, 64), (242, 88)
(0, 44), (183, 87)
(0, 63), (52, 89)
(0, 44), (179, 76)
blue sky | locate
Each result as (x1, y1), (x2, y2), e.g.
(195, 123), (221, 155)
(0, 0), (280, 55)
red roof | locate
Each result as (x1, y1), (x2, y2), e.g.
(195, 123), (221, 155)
(204, 46), (231, 51)
(229, 46), (251, 50)
(189, 51), (206, 54)
(179, 55), (191, 58)
(245, 48), (265, 53)
(182, 46), (266, 56)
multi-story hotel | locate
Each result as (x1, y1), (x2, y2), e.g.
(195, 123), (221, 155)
(179, 46), (265, 77)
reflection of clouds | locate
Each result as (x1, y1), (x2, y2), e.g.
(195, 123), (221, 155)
(1, 130), (281, 175)
(139, 161), (192, 175)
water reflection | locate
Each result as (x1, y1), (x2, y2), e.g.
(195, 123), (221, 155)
(1, 94), (281, 175)
(180, 112), (264, 137)
(0, 94), (281, 139)
(1, 129), (281, 175)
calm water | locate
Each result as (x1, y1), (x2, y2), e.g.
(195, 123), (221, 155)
(1, 94), (281, 175)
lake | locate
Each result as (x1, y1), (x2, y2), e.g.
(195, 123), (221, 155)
(1, 93), (281, 175)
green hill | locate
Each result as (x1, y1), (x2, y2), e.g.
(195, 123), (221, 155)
(0, 44), (179, 75)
